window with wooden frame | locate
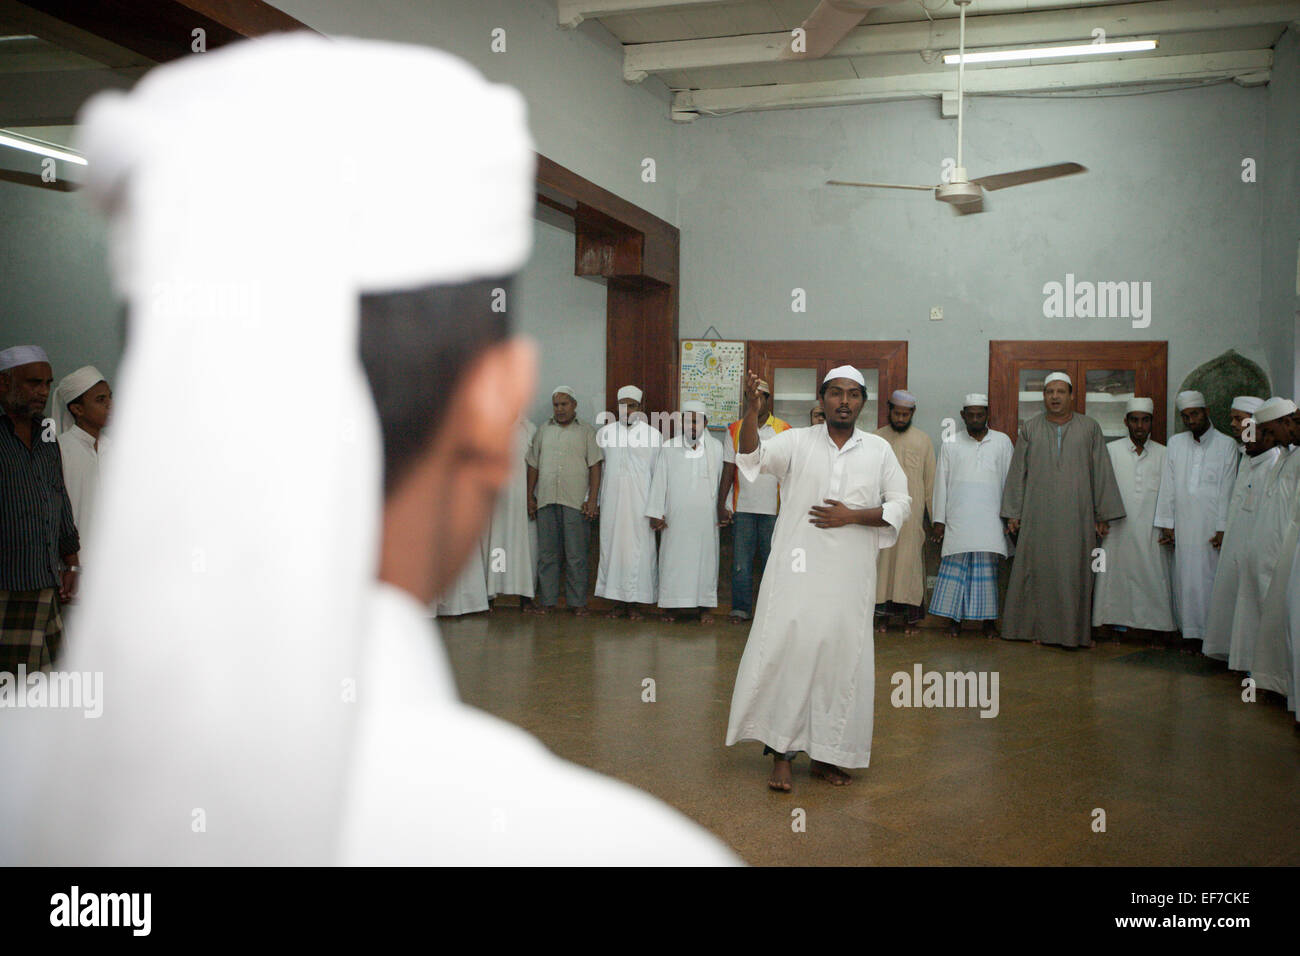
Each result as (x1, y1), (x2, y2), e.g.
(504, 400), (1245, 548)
(989, 341), (1169, 444)
(745, 341), (909, 430)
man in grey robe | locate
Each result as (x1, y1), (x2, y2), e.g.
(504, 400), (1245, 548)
(1000, 372), (1126, 648)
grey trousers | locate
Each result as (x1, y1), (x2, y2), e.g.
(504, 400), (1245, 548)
(536, 503), (589, 608)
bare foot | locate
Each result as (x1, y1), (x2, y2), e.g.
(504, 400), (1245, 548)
(529, 605), (551, 616)
(947, 621), (961, 637)
(699, 613), (714, 625)
(572, 607), (590, 617)
(768, 758), (793, 792)
(904, 623), (920, 635)
(983, 622), (1000, 639)
(627, 608), (645, 621)
(660, 612), (676, 623)
(810, 760), (851, 786)
(729, 615), (748, 625)
(606, 605), (627, 619)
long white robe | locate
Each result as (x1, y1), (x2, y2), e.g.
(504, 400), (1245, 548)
(1236, 448), (1300, 685)
(1092, 439), (1176, 630)
(1200, 453), (1254, 659)
(435, 531), (489, 616)
(57, 426), (108, 550)
(595, 420), (661, 603)
(725, 424), (911, 768)
(1257, 457), (1300, 704)
(1153, 429), (1238, 642)
(340, 583), (739, 864)
(645, 432), (723, 608)
(488, 419), (537, 599)
(1202, 446), (1282, 663)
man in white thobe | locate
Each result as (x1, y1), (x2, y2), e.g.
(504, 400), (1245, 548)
(726, 367), (910, 793)
(645, 400), (723, 623)
(1257, 407), (1300, 709)
(1202, 401), (1287, 664)
(1226, 398), (1300, 678)
(1229, 396), (1265, 457)
(1154, 390), (1238, 648)
(928, 394), (1012, 637)
(1092, 398), (1176, 641)
(488, 416), (538, 607)
(1, 35), (737, 866)
(54, 366), (111, 554)
(595, 385), (661, 619)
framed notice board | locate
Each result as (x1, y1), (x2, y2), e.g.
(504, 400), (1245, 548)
(679, 339), (746, 429)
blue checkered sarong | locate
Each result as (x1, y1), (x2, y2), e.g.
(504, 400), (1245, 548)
(928, 552), (999, 622)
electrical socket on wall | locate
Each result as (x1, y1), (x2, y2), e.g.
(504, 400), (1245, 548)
(930, 307), (943, 321)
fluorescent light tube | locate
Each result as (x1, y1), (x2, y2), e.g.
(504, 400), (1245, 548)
(944, 39), (1157, 65)
(0, 130), (88, 166)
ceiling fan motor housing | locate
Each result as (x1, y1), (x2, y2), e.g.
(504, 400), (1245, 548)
(935, 171), (982, 205)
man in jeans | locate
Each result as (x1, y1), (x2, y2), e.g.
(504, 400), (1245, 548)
(718, 378), (790, 623)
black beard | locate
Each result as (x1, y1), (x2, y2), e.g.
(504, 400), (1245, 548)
(889, 420), (911, 433)
(966, 424), (987, 437)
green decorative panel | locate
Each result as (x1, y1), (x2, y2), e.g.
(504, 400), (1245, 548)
(1176, 350), (1271, 435)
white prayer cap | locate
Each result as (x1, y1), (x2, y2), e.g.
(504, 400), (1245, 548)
(54, 365), (107, 433)
(1175, 390), (1206, 411)
(823, 365), (865, 388)
(1043, 372), (1071, 388)
(889, 389), (917, 409)
(551, 385), (577, 402)
(1255, 397), (1298, 423)
(0, 344), (50, 371)
(963, 393), (988, 408)
(1231, 396), (1264, 414)
(4, 35), (532, 866)
(1125, 397), (1154, 415)
(616, 385), (643, 403)
(682, 400), (708, 418)
(78, 35), (534, 296)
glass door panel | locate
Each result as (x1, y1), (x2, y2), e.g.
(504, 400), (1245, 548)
(1084, 368), (1137, 440)
(772, 366), (818, 427)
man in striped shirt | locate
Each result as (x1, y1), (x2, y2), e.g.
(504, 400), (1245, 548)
(0, 345), (80, 673)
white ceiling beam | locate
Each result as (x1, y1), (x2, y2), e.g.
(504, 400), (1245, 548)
(626, 0), (1300, 80)
(557, 0), (730, 29)
(672, 49), (1272, 115)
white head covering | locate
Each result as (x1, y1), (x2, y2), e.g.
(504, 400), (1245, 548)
(1043, 372), (1071, 389)
(616, 385), (642, 403)
(889, 389), (917, 409)
(1255, 397), (1298, 423)
(2, 35), (535, 865)
(1231, 396), (1264, 414)
(0, 344), (50, 371)
(53, 365), (106, 434)
(1125, 397), (1154, 415)
(1175, 390), (1206, 411)
(551, 385), (577, 402)
(823, 365), (865, 388)
(682, 400), (708, 418)
(963, 393), (988, 408)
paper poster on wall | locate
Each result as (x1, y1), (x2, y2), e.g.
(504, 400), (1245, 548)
(680, 339), (745, 429)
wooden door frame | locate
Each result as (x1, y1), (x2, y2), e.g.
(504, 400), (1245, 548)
(989, 340), (1169, 443)
(747, 340), (908, 429)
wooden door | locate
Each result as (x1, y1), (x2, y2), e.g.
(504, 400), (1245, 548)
(746, 340), (908, 430)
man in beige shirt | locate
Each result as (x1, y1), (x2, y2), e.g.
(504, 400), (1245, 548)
(526, 386), (603, 615)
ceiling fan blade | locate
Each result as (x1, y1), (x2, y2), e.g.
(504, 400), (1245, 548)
(970, 162), (1086, 191)
(826, 179), (935, 192)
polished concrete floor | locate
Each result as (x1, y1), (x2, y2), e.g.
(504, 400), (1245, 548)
(438, 607), (1300, 866)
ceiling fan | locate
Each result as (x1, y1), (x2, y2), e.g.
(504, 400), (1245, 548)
(826, 0), (1086, 215)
